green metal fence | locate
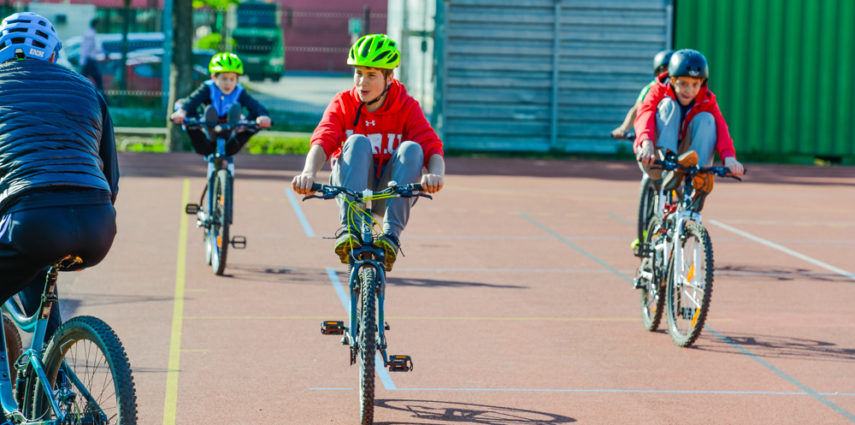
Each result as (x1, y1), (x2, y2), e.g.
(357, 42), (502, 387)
(675, 0), (855, 161)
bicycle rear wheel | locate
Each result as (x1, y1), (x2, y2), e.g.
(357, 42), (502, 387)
(3, 314), (21, 380)
(210, 168), (231, 276)
(639, 217), (667, 331)
(32, 315), (137, 424)
(666, 221), (714, 347)
(358, 267), (377, 425)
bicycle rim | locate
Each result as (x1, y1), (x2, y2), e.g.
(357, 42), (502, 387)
(666, 222), (714, 347)
(640, 217), (666, 331)
(32, 316), (137, 424)
(358, 267), (376, 425)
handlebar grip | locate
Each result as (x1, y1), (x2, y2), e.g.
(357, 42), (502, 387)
(410, 183), (424, 192)
(310, 183), (323, 192)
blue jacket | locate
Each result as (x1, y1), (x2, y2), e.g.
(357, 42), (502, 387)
(0, 59), (119, 214)
(176, 81), (269, 120)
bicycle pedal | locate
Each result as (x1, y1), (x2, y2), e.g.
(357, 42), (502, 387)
(321, 320), (344, 335)
(230, 235), (247, 249)
(384, 321), (390, 330)
(185, 203), (200, 215)
(387, 355), (413, 372)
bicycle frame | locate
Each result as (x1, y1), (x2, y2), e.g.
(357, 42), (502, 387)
(344, 225), (392, 366)
(0, 266), (100, 424)
(308, 183), (429, 370)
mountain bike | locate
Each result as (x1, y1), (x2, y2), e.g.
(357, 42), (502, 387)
(303, 181), (431, 425)
(183, 118), (256, 275)
(0, 255), (137, 424)
(634, 151), (742, 347)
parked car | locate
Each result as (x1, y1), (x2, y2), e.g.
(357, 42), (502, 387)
(58, 32), (214, 95)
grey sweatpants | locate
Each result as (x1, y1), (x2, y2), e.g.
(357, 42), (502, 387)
(640, 97), (717, 180)
(331, 135), (423, 239)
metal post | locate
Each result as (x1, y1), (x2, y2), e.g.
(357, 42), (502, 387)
(666, 1), (674, 49)
(162, 0), (173, 112)
(364, 6), (370, 35)
(550, 0), (561, 151)
(432, 0), (449, 140)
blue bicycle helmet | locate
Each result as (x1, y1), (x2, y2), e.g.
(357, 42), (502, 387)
(0, 12), (62, 63)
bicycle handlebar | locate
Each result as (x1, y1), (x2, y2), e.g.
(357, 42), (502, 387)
(182, 118), (260, 132)
(302, 182), (432, 202)
(651, 152), (745, 181)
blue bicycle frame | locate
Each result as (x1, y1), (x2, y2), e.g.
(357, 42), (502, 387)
(0, 267), (100, 424)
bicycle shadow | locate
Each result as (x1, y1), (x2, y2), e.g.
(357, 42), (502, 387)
(222, 264), (527, 290)
(696, 331), (855, 362)
(374, 399), (575, 425)
(716, 264), (854, 283)
(387, 276), (525, 290)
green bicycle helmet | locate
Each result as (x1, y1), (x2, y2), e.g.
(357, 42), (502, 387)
(347, 34), (400, 69)
(209, 52), (244, 75)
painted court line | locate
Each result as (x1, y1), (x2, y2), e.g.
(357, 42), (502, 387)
(710, 219), (855, 282)
(325, 267), (397, 391)
(285, 187), (315, 237)
(163, 179), (190, 425)
(518, 212), (634, 284)
(523, 212), (855, 423)
(706, 327), (855, 422)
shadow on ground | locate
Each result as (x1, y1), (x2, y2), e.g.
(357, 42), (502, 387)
(375, 399), (575, 425)
(698, 331), (855, 362)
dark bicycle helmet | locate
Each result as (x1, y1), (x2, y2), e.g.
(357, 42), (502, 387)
(0, 12), (62, 63)
(668, 49), (709, 79)
(652, 49), (674, 75)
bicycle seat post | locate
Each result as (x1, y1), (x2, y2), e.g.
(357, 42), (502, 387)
(40, 266), (59, 321)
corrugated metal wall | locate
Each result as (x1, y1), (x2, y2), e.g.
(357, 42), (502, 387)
(676, 0), (855, 159)
(434, 0), (672, 153)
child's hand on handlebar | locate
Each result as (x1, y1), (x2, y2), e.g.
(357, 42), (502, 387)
(636, 139), (657, 165)
(256, 116), (272, 128)
(420, 173), (444, 193)
(170, 109), (186, 124)
(291, 173), (316, 195)
(724, 156), (744, 177)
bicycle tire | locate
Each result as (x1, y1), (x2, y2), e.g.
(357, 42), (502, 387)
(31, 315), (138, 424)
(211, 168), (231, 276)
(637, 176), (657, 248)
(666, 221), (714, 347)
(358, 266), (377, 425)
(639, 216), (667, 331)
(2, 314), (22, 385)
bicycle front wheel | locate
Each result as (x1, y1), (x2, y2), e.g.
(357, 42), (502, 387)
(666, 221), (714, 347)
(358, 266), (377, 425)
(639, 216), (667, 331)
(32, 315), (138, 424)
(210, 168), (231, 276)
(636, 175), (657, 249)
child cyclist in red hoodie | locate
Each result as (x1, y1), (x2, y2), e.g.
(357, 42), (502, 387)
(634, 49), (744, 193)
(291, 34), (445, 272)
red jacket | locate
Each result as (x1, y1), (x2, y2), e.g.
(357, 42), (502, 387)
(311, 79), (444, 169)
(634, 73), (736, 161)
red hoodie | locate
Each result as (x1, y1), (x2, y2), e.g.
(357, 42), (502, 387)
(634, 73), (736, 162)
(311, 79), (444, 171)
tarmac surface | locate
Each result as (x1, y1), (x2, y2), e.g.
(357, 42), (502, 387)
(55, 152), (855, 424)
